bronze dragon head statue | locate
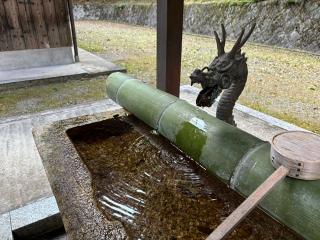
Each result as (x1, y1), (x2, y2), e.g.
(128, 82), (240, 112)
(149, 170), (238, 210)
(190, 23), (256, 126)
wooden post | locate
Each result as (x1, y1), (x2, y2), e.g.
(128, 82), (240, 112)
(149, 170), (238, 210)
(156, 0), (184, 97)
(67, 0), (79, 62)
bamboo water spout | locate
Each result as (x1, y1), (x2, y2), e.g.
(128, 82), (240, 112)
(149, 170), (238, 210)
(106, 72), (320, 240)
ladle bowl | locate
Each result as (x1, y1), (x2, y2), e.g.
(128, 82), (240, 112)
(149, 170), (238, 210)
(208, 131), (320, 240)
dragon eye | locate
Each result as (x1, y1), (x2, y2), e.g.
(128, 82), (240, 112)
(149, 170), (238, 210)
(218, 61), (234, 72)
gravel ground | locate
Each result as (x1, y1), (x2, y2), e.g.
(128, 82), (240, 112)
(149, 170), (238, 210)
(76, 21), (319, 133)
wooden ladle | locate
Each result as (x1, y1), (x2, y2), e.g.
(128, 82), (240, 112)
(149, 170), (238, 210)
(207, 131), (320, 240)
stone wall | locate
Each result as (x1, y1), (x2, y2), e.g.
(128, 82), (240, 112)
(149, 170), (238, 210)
(74, 0), (320, 53)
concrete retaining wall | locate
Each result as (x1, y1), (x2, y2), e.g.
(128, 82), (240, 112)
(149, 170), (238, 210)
(74, 0), (320, 53)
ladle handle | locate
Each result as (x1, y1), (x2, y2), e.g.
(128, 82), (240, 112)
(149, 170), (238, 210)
(207, 165), (289, 240)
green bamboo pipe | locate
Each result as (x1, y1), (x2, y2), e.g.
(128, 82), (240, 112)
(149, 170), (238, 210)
(106, 72), (320, 240)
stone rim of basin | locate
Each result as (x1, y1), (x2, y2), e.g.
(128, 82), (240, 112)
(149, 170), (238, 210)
(33, 109), (129, 240)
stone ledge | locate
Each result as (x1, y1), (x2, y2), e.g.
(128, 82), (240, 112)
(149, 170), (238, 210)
(0, 213), (13, 240)
(0, 49), (126, 92)
(11, 196), (62, 238)
(0, 196), (62, 240)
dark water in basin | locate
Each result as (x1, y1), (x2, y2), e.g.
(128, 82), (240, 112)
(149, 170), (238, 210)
(68, 117), (301, 240)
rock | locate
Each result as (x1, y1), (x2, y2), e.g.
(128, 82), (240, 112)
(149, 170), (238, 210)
(290, 29), (301, 43)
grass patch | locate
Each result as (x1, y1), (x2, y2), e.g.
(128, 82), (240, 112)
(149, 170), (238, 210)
(76, 21), (320, 134)
(0, 77), (106, 118)
(241, 100), (320, 133)
(78, 42), (105, 52)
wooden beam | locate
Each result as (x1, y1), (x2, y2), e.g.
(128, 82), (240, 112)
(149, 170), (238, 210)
(156, 0), (184, 97)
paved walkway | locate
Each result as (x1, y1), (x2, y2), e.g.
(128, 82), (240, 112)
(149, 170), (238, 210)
(0, 86), (304, 215)
(0, 100), (120, 214)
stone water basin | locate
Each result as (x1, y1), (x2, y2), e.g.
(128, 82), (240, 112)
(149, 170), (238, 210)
(34, 108), (302, 240)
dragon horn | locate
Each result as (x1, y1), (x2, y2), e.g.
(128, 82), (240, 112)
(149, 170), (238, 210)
(214, 30), (224, 56)
(238, 23), (256, 49)
(228, 28), (245, 59)
(221, 24), (227, 50)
